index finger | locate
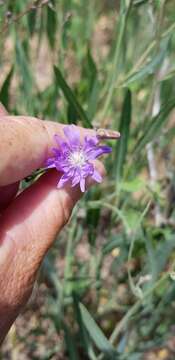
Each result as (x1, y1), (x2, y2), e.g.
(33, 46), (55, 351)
(0, 116), (96, 186)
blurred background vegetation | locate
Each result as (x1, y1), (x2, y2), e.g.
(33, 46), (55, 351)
(1, 0), (175, 359)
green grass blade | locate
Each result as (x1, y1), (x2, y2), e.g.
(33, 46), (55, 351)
(73, 295), (97, 360)
(115, 89), (132, 183)
(54, 66), (92, 128)
(160, 68), (175, 82)
(46, 1), (57, 49)
(15, 39), (33, 91)
(133, 0), (149, 6)
(27, 8), (37, 36)
(122, 36), (170, 87)
(134, 97), (175, 154)
(86, 47), (100, 121)
(87, 47), (97, 91)
(15, 38), (35, 114)
(87, 79), (100, 121)
(63, 323), (80, 360)
(0, 66), (14, 109)
(79, 303), (117, 358)
(101, 0), (132, 119)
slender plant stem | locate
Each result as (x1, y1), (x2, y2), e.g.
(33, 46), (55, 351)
(120, 20), (175, 86)
(0, 0), (49, 34)
(97, 270), (169, 359)
(145, 0), (167, 225)
(109, 271), (169, 345)
(100, 1), (132, 123)
(63, 218), (77, 297)
(87, 201), (130, 233)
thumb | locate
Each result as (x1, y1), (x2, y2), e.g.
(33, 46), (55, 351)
(0, 103), (19, 210)
(0, 163), (105, 342)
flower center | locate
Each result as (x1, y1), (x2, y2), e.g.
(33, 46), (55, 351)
(69, 151), (86, 167)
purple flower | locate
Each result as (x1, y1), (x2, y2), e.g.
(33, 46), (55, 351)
(46, 125), (112, 192)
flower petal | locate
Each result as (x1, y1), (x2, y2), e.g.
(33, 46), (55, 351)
(54, 135), (71, 155)
(63, 125), (80, 147)
(84, 135), (99, 147)
(52, 147), (62, 157)
(54, 134), (65, 147)
(81, 163), (94, 177)
(80, 178), (86, 192)
(92, 169), (102, 183)
(71, 175), (80, 187)
(86, 145), (112, 160)
(46, 158), (56, 168)
(57, 174), (70, 188)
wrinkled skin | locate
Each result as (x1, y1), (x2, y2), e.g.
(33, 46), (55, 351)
(0, 104), (105, 343)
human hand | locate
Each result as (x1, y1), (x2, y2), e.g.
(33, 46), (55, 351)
(0, 103), (105, 343)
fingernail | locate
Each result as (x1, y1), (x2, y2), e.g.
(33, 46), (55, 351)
(96, 128), (121, 140)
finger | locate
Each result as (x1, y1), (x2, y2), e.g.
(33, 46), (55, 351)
(0, 116), (97, 186)
(0, 104), (19, 210)
(0, 183), (19, 213)
(0, 161), (105, 340)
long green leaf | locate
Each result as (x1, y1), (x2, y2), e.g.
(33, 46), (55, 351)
(159, 68), (175, 82)
(73, 295), (97, 360)
(115, 89), (132, 182)
(15, 39), (33, 91)
(0, 66), (14, 109)
(133, 0), (149, 6)
(79, 303), (117, 358)
(54, 66), (92, 128)
(27, 8), (37, 36)
(87, 47), (97, 92)
(15, 38), (35, 114)
(101, 0), (132, 118)
(134, 97), (175, 154)
(63, 323), (80, 360)
(86, 47), (100, 121)
(123, 36), (170, 86)
(47, 1), (57, 48)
